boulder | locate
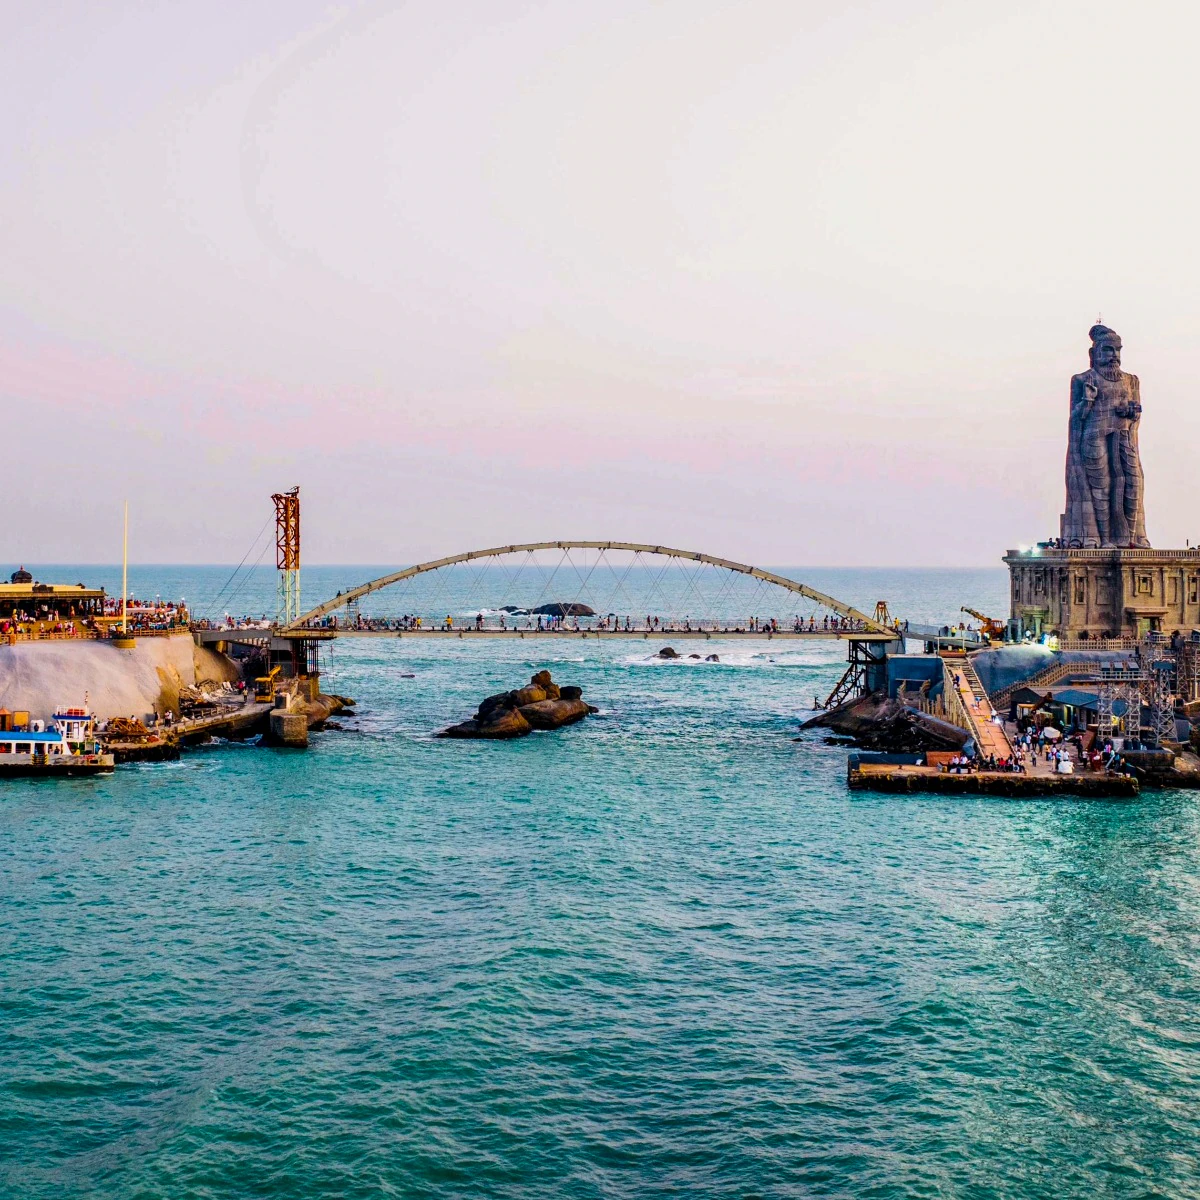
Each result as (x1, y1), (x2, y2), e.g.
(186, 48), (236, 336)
(688, 654), (701, 659)
(477, 690), (517, 719)
(541, 681), (561, 699)
(511, 685), (547, 706)
(439, 707), (532, 740)
(559, 685), (583, 700)
(705, 654), (719, 662)
(531, 670), (553, 687)
(657, 646), (679, 659)
(519, 698), (590, 730)
(531, 602), (596, 617)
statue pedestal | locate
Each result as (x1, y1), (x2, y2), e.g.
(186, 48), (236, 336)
(1004, 547), (1200, 641)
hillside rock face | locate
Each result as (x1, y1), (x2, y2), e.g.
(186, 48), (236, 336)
(0, 634), (242, 722)
(438, 670), (594, 740)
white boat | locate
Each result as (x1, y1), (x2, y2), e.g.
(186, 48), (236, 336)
(0, 706), (115, 776)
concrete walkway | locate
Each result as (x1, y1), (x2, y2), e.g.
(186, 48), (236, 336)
(946, 658), (1015, 761)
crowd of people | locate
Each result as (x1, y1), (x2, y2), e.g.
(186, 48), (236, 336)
(2, 596), (189, 642)
(99, 598), (190, 632)
(936, 721), (1140, 777)
(297, 611), (877, 634)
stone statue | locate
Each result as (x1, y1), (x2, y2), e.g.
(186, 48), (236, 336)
(1061, 324), (1149, 548)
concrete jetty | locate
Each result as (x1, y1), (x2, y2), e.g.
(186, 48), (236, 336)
(847, 753), (1139, 797)
(104, 701), (275, 762)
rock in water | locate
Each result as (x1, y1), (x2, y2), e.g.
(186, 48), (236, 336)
(439, 707), (532, 740)
(531, 602), (596, 617)
(657, 646), (679, 658)
(439, 669), (592, 740)
(705, 654), (719, 662)
(477, 691), (517, 719)
(530, 671), (561, 697)
(519, 698), (590, 730)
(802, 693), (969, 752)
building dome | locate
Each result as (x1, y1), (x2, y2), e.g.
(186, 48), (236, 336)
(9, 566), (32, 584)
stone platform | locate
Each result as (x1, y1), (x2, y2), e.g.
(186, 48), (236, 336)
(1005, 546), (1200, 640)
(848, 754), (1139, 797)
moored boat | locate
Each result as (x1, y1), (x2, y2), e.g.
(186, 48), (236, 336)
(0, 706), (115, 776)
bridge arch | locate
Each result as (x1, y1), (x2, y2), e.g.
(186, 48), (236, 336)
(287, 541), (893, 635)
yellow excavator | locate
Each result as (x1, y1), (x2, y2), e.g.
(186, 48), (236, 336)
(960, 607), (1006, 643)
(255, 665), (281, 703)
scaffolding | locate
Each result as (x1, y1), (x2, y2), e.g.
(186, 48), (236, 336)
(1178, 633), (1200, 704)
(1147, 666), (1178, 747)
(272, 487), (301, 626)
(1096, 680), (1142, 742)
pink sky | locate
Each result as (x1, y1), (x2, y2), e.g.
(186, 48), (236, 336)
(3, 1), (1199, 565)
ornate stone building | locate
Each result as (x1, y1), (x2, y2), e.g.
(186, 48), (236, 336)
(1006, 325), (1199, 640)
(1005, 548), (1200, 640)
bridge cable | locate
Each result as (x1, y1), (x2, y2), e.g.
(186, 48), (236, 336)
(221, 536), (275, 622)
(201, 514), (272, 619)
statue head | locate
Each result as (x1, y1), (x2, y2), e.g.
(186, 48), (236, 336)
(1089, 324), (1123, 378)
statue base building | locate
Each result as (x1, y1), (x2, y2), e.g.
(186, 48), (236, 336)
(1005, 547), (1200, 641)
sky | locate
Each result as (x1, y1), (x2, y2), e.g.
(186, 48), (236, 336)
(2, 0), (1199, 567)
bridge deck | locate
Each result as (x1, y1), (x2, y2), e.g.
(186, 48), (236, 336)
(195, 627), (900, 643)
(286, 628), (898, 641)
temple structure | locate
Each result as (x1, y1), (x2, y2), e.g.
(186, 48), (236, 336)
(1005, 325), (1200, 641)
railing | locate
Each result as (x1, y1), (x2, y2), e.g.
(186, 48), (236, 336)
(989, 659), (1104, 711)
(1057, 636), (1140, 651)
(942, 659), (977, 738)
(2, 628), (100, 643)
(1006, 547), (1200, 562)
(111, 628), (189, 639)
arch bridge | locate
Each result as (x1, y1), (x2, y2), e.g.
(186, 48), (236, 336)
(196, 541), (944, 708)
(284, 541), (899, 641)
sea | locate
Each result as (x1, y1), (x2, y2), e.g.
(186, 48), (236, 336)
(3, 565), (1200, 1199)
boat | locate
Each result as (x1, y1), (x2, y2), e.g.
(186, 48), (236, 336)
(0, 706), (115, 776)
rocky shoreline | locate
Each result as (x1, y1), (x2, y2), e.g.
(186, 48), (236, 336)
(802, 692), (970, 752)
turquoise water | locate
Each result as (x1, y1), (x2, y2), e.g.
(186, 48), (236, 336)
(4, 568), (1200, 1198)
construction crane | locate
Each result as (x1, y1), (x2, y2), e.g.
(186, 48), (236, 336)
(960, 607), (1006, 642)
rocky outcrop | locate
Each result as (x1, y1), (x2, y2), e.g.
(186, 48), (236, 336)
(194, 644), (242, 686)
(519, 698), (590, 730)
(803, 692), (969, 752)
(657, 646), (679, 658)
(440, 705), (533, 740)
(438, 670), (593, 740)
(531, 602), (596, 617)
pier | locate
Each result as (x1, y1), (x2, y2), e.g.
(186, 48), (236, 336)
(104, 701), (275, 762)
